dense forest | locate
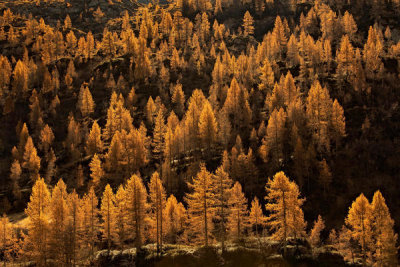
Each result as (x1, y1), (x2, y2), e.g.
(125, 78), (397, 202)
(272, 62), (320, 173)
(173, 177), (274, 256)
(0, 0), (399, 265)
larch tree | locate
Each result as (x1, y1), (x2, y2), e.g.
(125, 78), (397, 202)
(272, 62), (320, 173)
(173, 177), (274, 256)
(25, 178), (51, 266)
(0, 214), (14, 265)
(114, 185), (128, 250)
(198, 100), (218, 151)
(227, 182), (249, 242)
(86, 120), (103, 156)
(125, 174), (148, 250)
(49, 179), (70, 264)
(265, 172), (306, 247)
(336, 35), (354, 83)
(185, 164), (215, 246)
(152, 108), (165, 162)
(148, 171), (167, 254)
(243, 11), (255, 36)
(77, 85), (95, 118)
(318, 159), (332, 194)
(260, 108), (286, 169)
(101, 29), (118, 63)
(370, 191), (398, 266)
(345, 193), (372, 266)
(89, 154), (104, 190)
(306, 81), (332, 153)
(67, 190), (82, 266)
(309, 215), (325, 249)
(12, 60), (29, 96)
(259, 57), (275, 92)
(165, 195), (186, 244)
(100, 184), (116, 254)
(249, 197), (266, 238)
(10, 160), (22, 201)
(212, 166), (233, 251)
(82, 187), (99, 259)
(39, 124), (55, 154)
(171, 83), (185, 117)
(330, 99), (346, 149)
(22, 136), (41, 181)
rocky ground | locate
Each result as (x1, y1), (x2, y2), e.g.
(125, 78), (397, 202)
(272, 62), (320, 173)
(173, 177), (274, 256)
(93, 239), (354, 267)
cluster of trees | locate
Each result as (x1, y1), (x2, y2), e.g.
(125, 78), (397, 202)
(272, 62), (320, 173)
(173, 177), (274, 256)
(1, 169), (397, 266)
(0, 0), (400, 265)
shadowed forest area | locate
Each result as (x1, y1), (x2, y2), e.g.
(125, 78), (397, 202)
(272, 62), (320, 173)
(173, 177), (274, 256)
(0, 0), (400, 266)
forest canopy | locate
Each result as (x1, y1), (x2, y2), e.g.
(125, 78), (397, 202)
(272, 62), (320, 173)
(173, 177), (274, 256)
(0, 0), (400, 265)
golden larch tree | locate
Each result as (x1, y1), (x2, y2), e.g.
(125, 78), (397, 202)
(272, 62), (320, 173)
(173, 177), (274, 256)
(265, 172), (306, 245)
(49, 179), (70, 264)
(199, 100), (218, 150)
(125, 174), (148, 250)
(212, 166), (233, 251)
(185, 164), (215, 246)
(22, 136), (41, 181)
(100, 184), (117, 254)
(25, 178), (51, 266)
(243, 11), (255, 36)
(89, 154), (104, 190)
(148, 171), (167, 254)
(86, 120), (103, 156)
(249, 197), (266, 237)
(309, 215), (325, 249)
(81, 187), (99, 259)
(227, 182), (249, 242)
(114, 185), (128, 250)
(370, 191), (398, 266)
(164, 195), (186, 244)
(345, 193), (372, 266)
(260, 108), (286, 169)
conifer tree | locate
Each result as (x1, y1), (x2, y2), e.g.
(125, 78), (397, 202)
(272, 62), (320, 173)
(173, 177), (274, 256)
(148, 172), (167, 253)
(171, 83), (185, 117)
(100, 184), (116, 254)
(165, 195), (186, 244)
(260, 108), (286, 169)
(185, 164), (215, 246)
(49, 179), (69, 264)
(67, 190), (82, 266)
(77, 85), (95, 118)
(227, 182), (249, 242)
(114, 185), (128, 250)
(22, 136), (41, 181)
(25, 178), (51, 266)
(249, 197), (266, 237)
(0, 214), (14, 265)
(345, 193), (372, 266)
(243, 11), (255, 36)
(152, 109), (165, 161)
(336, 35), (354, 83)
(10, 160), (22, 201)
(342, 12), (357, 42)
(306, 81), (332, 153)
(39, 124), (55, 154)
(82, 187), (99, 259)
(12, 60), (29, 96)
(330, 99), (346, 149)
(86, 121), (103, 156)
(259, 58), (275, 91)
(309, 215), (325, 248)
(370, 191), (398, 266)
(212, 166), (233, 251)
(265, 172), (306, 245)
(199, 100), (218, 150)
(125, 174), (148, 250)
(89, 154), (103, 189)
(101, 29), (118, 63)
